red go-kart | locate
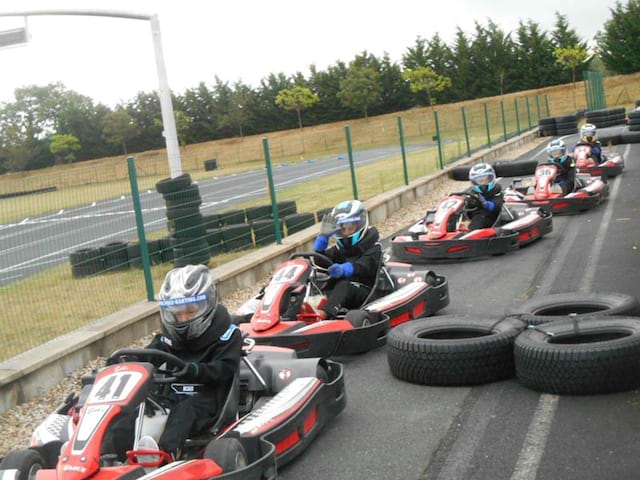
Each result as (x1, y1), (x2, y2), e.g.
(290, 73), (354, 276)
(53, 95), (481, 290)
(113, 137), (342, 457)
(390, 191), (552, 261)
(503, 162), (608, 215)
(0, 339), (345, 479)
(234, 252), (449, 358)
(573, 144), (624, 177)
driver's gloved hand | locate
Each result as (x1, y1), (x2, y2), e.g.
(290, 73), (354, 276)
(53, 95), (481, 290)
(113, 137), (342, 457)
(314, 235), (329, 252)
(175, 362), (199, 380)
(328, 262), (354, 279)
(478, 195), (495, 212)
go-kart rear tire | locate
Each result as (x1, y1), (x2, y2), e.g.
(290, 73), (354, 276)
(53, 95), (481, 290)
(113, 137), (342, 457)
(0, 449), (45, 480)
(514, 316), (640, 394)
(504, 292), (640, 326)
(344, 310), (372, 327)
(204, 438), (248, 473)
(387, 315), (526, 386)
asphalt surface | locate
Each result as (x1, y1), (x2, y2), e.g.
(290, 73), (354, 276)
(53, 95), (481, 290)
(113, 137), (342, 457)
(0, 144), (431, 286)
(278, 134), (640, 480)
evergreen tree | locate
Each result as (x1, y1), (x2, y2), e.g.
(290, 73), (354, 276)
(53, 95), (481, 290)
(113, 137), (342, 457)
(597, 0), (640, 74)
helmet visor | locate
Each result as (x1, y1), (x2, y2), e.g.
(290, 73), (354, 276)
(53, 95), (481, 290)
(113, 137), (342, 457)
(160, 293), (211, 323)
(472, 175), (493, 186)
(336, 215), (364, 238)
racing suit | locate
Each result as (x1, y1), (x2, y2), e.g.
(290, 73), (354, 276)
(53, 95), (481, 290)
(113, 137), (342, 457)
(465, 183), (504, 230)
(548, 156), (577, 195)
(318, 227), (381, 319)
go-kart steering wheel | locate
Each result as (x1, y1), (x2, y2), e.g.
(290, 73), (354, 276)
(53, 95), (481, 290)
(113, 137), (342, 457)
(289, 252), (333, 269)
(108, 348), (189, 384)
(450, 192), (480, 213)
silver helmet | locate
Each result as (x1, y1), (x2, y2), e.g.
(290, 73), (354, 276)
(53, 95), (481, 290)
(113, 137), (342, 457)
(158, 264), (218, 344)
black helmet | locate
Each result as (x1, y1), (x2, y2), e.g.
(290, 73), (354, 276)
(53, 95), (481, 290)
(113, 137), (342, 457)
(158, 264), (218, 345)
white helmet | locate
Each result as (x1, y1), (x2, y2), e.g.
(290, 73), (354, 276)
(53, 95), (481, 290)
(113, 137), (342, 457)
(159, 264), (218, 345)
(580, 123), (597, 143)
(468, 163), (496, 193)
(331, 200), (369, 249)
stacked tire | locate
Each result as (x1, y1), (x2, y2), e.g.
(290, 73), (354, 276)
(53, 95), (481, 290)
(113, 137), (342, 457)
(627, 108), (640, 132)
(554, 113), (579, 136)
(538, 117), (557, 137)
(156, 173), (210, 267)
(585, 107), (627, 129)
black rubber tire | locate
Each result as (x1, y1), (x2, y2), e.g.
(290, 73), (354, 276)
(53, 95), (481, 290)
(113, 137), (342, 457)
(220, 224), (253, 251)
(204, 159), (218, 171)
(627, 117), (640, 126)
(173, 223), (207, 240)
(619, 131), (640, 143)
(165, 205), (201, 221)
(284, 213), (316, 235)
(252, 219), (283, 246)
(493, 159), (538, 177)
(555, 120), (579, 130)
(538, 117), (556, 126)
(155, 173), (192, 194)
(277, 200), (297, 217)
(245, 205), (273, 223)
(504, 292), (640, 326)
(173, 242), (210, 267)
(514, 316), (640, 395)
(628, 124), (640, 132)
(627, 110), (640, 121)
(555, 114), (578, 123)
(387, 315), (526, 386)
(69, 247), (104, 277)
(203, 438), (248, 474)
(557, 127), (578, 136)
(162, 184), (201, 208)
(147, 239), (163, 265)
(158, 237), (174, 263)
(205, 228), (225, 256)
(99, 241), (130, 271)
(126, 242), (143, 268)
(218, 209), (246, 226)
(344, 310), (373, 327)
(0, 449), (46, 480)
(202, 213), (221, 229)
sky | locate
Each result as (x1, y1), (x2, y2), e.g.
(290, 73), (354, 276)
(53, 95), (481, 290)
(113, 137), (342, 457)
(0, 0), (622, 108)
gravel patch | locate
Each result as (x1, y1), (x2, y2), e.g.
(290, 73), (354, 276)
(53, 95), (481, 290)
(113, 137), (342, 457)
(0, 139), (545, 456)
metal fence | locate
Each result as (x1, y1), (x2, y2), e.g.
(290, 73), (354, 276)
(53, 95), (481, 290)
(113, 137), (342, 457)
(0, 82), (607, 362)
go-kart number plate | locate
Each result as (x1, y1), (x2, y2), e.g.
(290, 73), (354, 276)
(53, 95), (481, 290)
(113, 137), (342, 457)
(272, 264), (305, 283)
(86, 371), (144, 405)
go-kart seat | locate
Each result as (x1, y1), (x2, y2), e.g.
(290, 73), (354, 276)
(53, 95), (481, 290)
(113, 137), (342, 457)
(361, 245), (394, 306)
(183, 372), (240, 448)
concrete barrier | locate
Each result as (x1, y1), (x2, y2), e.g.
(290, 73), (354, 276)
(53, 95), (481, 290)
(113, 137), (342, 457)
(0, 129), (538, 413)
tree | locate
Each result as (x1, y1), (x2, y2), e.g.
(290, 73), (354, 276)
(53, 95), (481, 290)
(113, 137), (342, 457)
(102, 110), (138, 155)
(597, 0), (640, 74)
(402, 66), (452, 108)
(49, 134), (81, 164)
(554, 46), (589, 109)
(551, 12), (589, 83)
(275, 86), (319, 129)
(337, 65), (382, 119)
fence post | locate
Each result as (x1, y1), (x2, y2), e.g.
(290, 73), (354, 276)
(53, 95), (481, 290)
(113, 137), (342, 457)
(344, 126), (359, 200)
(127, 156), (154, 302)
(526, 97), (532, 129)
(535, 95), (542, 122)
(500, 100), (508, 142)
(461, 107), (471, 157)
(483, 103), (492, 147)
(262, 138), (282, 244)
(434, 111), (444, 170)
(514, 98), (521, 134)
(397, 117), (409, 185)
(544, 95), (551, 117)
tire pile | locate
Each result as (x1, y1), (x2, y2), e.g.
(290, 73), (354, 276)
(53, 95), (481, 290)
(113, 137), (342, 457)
(584, 107), (627, 129)
(156, 173), (211, 267)
(538, 114), (579, 137)
(627, 105), (640, 132)
(387, 291), (640, 395)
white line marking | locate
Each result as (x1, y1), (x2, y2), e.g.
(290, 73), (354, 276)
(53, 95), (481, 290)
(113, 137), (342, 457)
(510, 395), (559, 480)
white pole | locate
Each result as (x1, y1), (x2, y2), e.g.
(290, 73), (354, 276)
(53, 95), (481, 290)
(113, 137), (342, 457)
(150, 14), (182, 178)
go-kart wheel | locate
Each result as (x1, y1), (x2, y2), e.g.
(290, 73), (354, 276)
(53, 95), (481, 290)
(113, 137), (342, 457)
(344, 310), (372, 328)
(204, 438), (248, 473)
(0, 449), (45, 480)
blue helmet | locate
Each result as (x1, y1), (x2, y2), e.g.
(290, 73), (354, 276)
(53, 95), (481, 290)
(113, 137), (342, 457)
(331, 200), (369, 249)
(468, 163), (496, 193)
(546, 139), (567, 165)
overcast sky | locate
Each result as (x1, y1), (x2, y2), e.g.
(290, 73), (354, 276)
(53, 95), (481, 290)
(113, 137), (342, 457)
(0, 0), (621, 108)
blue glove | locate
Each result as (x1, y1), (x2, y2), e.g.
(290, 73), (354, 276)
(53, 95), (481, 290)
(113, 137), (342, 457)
(328, 262), (354, 279)
(313, 235), (329, 252)
(478, 195), (495, 212)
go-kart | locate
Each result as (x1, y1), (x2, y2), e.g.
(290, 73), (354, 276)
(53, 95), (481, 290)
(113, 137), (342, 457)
(503, 162), (608, 214)
(390, 191), (552, 262)
(573, 144), (624, 177)
(0, 339), (345, 480)
(234, 252), (449, 358)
